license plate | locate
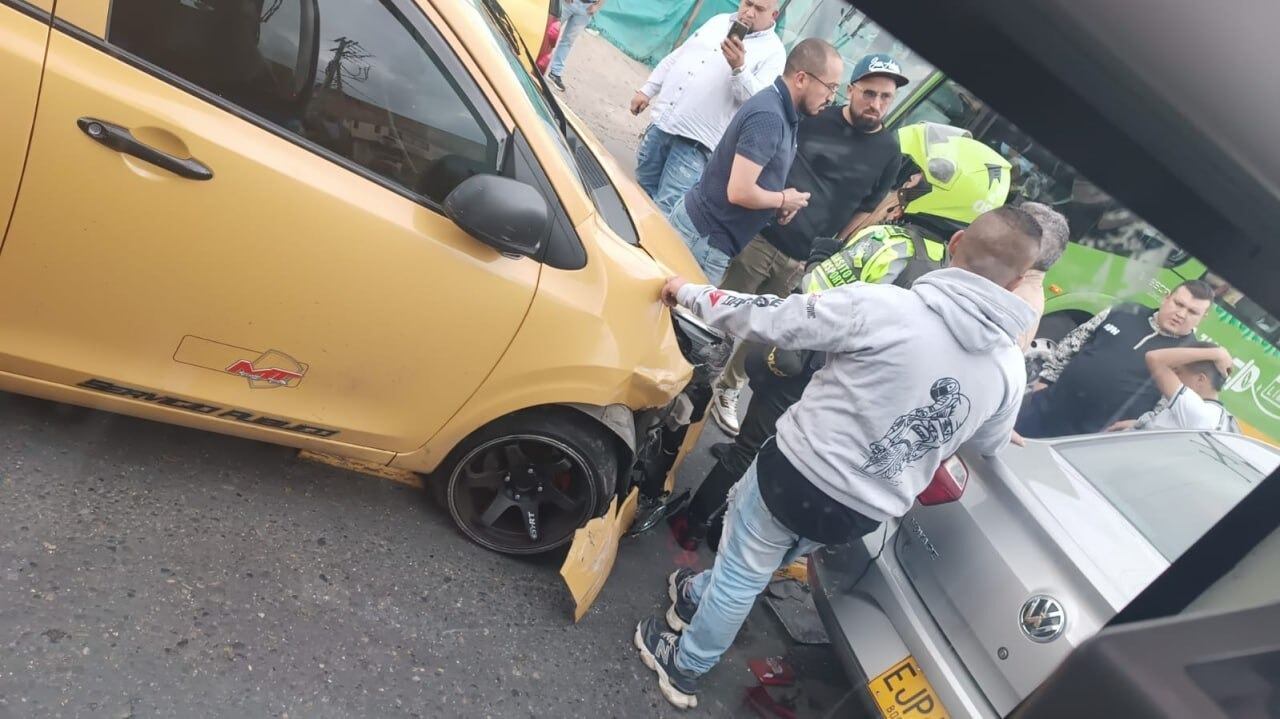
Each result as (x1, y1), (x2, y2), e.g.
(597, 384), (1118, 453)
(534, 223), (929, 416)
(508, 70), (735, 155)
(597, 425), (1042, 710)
(868, 656), (950, 719)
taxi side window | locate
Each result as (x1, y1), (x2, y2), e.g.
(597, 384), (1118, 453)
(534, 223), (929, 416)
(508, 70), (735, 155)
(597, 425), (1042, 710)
(108, 0), (500, 204)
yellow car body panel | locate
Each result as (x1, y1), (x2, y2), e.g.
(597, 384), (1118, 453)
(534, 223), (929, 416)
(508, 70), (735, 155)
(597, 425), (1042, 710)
(393, 211), (694, 472)
(390, 0), (707, 470)
(20, 0), (54, 14)
(0, 368), (398, 464)
(0, 29), (542, 454)
(0, 0), (707, 539)
(52, 0), (107, 36)
(0, 3), (46, 247)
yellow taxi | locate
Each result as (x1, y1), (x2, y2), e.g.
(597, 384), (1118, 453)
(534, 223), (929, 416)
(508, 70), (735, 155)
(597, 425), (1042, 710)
(0, 0), (718, 562)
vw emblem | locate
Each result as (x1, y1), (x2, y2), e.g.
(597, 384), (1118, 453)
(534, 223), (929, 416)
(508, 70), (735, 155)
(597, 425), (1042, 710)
(1020, 595), (1066, 643)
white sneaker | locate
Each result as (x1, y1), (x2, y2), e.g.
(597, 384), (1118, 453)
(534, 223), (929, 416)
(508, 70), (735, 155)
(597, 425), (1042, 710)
(708, 387), (741, 436)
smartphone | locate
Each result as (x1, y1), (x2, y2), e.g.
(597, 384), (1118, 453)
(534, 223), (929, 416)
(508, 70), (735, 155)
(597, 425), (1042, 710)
(727, 20), (749, 41)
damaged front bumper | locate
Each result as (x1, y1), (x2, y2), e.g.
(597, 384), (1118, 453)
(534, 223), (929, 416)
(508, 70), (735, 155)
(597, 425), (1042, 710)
(628, 307), (729, 503)
(560, 308), (729, 619)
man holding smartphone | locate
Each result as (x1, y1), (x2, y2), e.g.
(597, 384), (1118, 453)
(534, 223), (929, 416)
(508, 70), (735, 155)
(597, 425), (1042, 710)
(631, 0), (786, 214)
(666, 39), (843, 282)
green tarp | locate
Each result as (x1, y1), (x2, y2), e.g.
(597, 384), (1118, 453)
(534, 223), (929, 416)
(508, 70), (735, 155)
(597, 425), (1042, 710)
(590, 0), (703, 67)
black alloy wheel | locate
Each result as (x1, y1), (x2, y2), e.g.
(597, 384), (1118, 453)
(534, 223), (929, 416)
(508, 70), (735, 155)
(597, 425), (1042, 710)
(443, 412), (617, 555)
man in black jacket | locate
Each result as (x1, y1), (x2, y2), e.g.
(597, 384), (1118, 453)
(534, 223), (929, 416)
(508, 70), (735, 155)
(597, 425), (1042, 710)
(1016, 279), (1215, 437)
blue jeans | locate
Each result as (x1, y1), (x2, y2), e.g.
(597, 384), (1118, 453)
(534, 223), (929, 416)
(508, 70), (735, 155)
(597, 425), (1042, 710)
(675, 463), (823, 676)
(669, 197), (731, 284)
(635, 126), (711, 215)
(548, 0), (593, 78)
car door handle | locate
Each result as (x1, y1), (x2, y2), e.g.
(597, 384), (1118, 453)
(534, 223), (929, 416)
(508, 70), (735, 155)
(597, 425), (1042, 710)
(77, 117), (213, 181)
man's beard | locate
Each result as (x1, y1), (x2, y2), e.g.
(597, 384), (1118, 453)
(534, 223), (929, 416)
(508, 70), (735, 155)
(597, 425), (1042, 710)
(852, 112), (881, 131)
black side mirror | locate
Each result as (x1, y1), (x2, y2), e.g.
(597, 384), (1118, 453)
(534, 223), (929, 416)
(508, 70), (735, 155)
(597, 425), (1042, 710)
(444, 174), (550, 259)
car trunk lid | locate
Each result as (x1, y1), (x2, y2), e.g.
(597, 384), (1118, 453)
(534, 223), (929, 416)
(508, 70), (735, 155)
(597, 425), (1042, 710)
(892, 443), (1166, 714)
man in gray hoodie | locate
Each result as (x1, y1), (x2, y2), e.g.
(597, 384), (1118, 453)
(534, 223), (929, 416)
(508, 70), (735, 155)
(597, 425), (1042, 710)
(632, 206), (1042, 710)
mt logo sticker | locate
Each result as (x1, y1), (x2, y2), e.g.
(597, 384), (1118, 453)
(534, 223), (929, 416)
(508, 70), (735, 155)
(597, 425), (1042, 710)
(225, 354), (306, 388)
(174, 336), (309, 389)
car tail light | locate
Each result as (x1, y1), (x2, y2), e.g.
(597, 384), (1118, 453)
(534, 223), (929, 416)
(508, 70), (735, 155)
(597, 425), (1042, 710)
(917, 455), (969, 506)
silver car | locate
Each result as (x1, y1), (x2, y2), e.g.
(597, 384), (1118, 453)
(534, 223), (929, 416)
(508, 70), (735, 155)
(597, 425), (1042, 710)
(810, 430), (1279, 719)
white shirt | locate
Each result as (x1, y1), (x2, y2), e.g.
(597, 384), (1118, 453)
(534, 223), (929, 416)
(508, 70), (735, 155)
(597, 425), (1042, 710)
(1135, 385), (1238, 432)
(640, 14), (787, 151)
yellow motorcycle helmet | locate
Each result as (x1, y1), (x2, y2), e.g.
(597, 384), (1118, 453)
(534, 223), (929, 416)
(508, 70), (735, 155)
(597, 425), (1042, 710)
(896, 122), (1012, 225)
(798, 124), (1013, 294)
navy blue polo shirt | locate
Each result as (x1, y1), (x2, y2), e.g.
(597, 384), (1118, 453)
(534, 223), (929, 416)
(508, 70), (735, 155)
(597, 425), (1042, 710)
(684, 77), (800, 257)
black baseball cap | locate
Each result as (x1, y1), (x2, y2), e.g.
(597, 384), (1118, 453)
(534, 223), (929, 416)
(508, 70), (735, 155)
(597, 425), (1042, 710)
(851, 53), (909, 87)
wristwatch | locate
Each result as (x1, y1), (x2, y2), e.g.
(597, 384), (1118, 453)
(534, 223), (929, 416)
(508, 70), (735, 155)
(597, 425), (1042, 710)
(731, 66), (744, 76)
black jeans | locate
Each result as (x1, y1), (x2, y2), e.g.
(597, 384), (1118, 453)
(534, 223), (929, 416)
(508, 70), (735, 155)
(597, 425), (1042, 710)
(687, 371), (811, 530)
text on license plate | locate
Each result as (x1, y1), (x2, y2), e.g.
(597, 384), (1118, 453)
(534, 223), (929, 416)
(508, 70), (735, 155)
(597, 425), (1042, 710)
(868, 656), (949, 719)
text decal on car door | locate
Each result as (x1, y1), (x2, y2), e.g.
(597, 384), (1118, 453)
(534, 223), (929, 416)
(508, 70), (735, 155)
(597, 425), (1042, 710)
(76, 378), (339, 438)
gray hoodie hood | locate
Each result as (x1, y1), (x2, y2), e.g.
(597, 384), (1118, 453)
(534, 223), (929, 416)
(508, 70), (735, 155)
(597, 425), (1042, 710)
(914, 268), (1037, 353)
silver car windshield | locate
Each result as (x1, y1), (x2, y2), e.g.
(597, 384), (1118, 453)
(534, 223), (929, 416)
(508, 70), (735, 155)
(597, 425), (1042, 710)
(1056, 433), (1277, 561)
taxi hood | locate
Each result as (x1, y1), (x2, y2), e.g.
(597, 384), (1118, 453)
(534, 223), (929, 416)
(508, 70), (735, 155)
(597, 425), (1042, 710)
(628, 193), (709, 283)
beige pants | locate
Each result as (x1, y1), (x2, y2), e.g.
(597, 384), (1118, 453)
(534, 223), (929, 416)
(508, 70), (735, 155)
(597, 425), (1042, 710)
(714, 236), (807, 392)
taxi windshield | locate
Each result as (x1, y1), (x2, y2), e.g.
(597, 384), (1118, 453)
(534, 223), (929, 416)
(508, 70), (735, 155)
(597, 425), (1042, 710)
(459, 0), (639, 243)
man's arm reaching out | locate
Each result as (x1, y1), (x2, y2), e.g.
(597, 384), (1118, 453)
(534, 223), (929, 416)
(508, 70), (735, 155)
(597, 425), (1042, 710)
(661, 277), (864, 354)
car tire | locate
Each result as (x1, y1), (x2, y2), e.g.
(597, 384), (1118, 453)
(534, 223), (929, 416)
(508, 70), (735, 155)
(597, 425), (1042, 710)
(439, 408), (618, 555)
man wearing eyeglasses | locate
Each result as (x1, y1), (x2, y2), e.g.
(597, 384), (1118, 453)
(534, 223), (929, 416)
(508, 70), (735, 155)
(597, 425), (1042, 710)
(667, 39), (843, 286)
(705, 54), (909, 437)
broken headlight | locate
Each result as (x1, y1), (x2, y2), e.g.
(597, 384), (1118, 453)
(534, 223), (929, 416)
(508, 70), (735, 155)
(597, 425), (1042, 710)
(670, 307), (730, 377)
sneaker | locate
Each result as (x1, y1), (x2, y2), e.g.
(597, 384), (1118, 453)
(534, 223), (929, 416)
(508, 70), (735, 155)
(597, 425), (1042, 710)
(634, 616), (700, 709)
(666, 568), (699, 632)
(709, 441), (733, 463)
(547, 73), (566, 91)
(708, 387), (741, 436)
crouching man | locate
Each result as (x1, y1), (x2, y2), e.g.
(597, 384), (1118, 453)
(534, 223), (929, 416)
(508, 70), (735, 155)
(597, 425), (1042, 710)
(1106, 341), (1239, 433)
(632, 206), (1043, 709)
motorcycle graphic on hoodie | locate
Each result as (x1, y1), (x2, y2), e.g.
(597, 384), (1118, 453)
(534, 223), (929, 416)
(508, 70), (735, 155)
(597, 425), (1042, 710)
(863, 378), (972, 484)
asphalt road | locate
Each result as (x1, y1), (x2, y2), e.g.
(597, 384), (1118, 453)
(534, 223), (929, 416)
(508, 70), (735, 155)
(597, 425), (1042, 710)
(0, 391), (854, 718)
